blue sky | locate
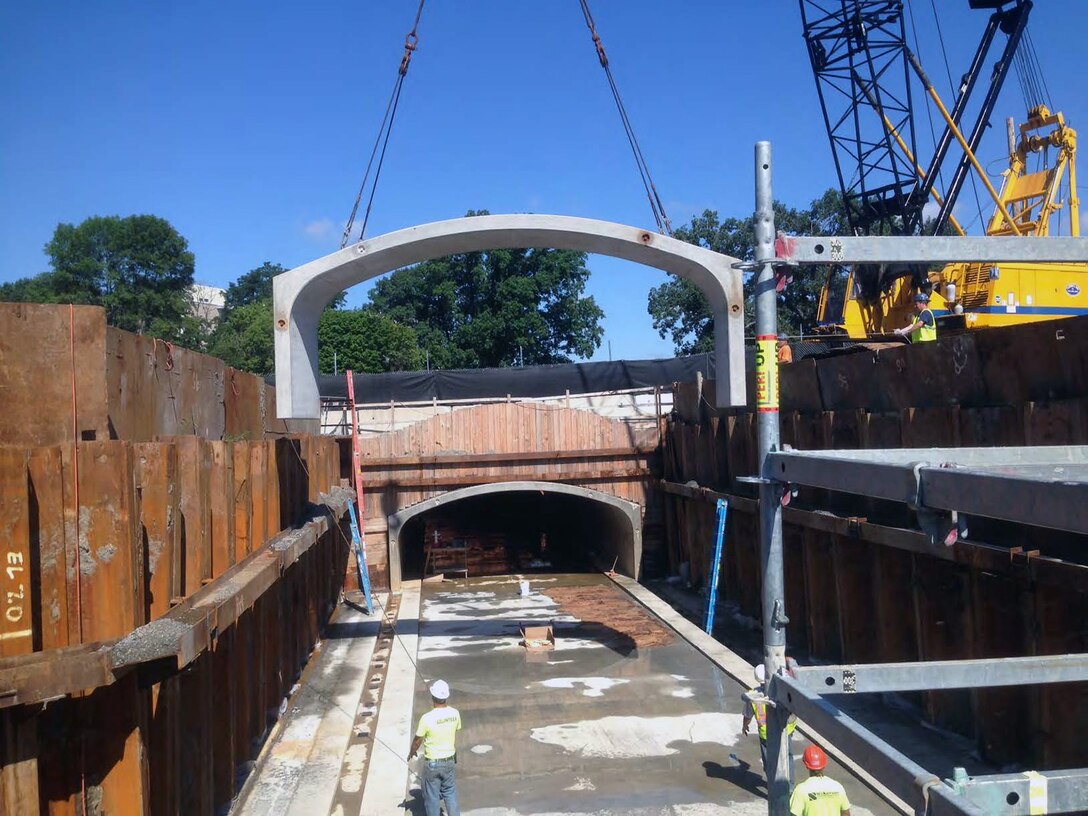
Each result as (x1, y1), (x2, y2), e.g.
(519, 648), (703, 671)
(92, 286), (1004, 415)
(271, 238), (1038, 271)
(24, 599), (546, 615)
(1, 1), (1084, 360)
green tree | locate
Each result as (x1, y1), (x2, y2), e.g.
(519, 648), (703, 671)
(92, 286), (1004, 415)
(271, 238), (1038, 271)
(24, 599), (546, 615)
(207, 299), (276, 374)
(366, 211), (604, 368)
(318, 309), (423, 374)
(224, 261), (285, 309)
(0, 271), (62, 303)
(44, 215), (196, 341)
(647, 189), (847, 353)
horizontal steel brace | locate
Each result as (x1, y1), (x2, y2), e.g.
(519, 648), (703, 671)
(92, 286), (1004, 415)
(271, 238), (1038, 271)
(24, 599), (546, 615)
(769, 674), (989, 816)
(774, 234), (1088, 265)
(764, 446), (1088, 534)
(948, 767), (1088, 815)
(792, 654), (1088, 694)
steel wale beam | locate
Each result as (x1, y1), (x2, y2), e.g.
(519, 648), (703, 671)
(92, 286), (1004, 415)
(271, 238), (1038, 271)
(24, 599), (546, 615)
(792, 654), (1088, 695)
(948, 768), (1088, 816)
(773, 233), (1088, 264)
(764, 446), (1088, 534)
(768, 673), (988, 816)
(274, 214), (747, 418)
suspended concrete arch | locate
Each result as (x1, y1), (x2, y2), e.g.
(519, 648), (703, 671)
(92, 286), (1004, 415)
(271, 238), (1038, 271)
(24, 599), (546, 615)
(273, 214), (746, 418)
(386, 481), (643, 591)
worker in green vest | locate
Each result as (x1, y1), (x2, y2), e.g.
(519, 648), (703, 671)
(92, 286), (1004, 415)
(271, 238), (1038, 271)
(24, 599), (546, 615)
(894, 291), (937, 342)
(790, 745), (851, 816)
(742, 663), (798, 786)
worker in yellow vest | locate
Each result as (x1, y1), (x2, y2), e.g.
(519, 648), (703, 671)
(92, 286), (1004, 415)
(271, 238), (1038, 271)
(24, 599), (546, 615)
(742, 663), (798, 786)
(894, 292), (937, 342)
(790, 745), (851, 816)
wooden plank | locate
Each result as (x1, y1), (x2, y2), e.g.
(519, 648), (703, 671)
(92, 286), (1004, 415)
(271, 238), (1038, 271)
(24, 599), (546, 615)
(211, 628), (236, 809)
(28, 446), (70, 651)
(249, 443), (268, 551)
(77, 442), (143, 641)
(85, 673), (150, 815)
(148, 675), (180, 816)
(0, 449), (34, 656)
(970, 570), (1030, 766)
(176, 437), (211, 596)
(830, 534), (880, 663)
(232, 443), (251, 561)
(801, 528), (842, 662)
(208, 442), (235, 578)
(913, 558), (975, 738)
(135, 442), (179, 620)
(0, 707), (40, 816)
(177, 651), (214, 814)
(361, 467), (654, 489)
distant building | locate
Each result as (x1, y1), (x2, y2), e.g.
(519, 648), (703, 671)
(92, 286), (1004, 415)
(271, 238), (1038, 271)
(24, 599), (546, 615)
(190, 283), (226, 323)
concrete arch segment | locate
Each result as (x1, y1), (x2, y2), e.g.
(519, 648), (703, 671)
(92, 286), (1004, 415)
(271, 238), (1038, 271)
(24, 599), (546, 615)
(385, 480), (643, 591)
(273, 214), (746, 418)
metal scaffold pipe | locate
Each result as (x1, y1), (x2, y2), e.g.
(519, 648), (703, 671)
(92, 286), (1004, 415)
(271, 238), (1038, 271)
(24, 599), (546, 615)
(753, 141), (791, 815)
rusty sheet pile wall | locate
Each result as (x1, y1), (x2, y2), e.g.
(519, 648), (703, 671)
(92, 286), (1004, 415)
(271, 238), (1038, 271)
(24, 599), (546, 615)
(663, 317), (1088, 770)
(0, 430), (344, 813)
(356, 401), (662, 587)
(0, 303), (316, 446)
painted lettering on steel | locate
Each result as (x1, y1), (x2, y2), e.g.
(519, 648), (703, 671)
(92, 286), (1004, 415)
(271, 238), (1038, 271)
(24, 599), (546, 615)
(755, 335), (779, 413)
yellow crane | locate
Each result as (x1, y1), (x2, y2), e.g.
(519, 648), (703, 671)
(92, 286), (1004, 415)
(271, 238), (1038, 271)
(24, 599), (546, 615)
(819, 105), (1084, 338)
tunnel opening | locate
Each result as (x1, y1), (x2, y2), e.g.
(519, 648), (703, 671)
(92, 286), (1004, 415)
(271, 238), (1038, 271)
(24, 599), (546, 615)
(393, 486), (640, 584)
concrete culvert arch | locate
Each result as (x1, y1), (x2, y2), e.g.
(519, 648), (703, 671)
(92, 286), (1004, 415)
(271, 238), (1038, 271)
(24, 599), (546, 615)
(386, 481), (642, 591)
(273, 214), (746, 419)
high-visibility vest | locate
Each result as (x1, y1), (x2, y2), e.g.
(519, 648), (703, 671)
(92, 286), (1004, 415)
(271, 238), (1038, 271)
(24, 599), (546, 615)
(752, 698), (798, 741)
(910, 309), (937, 343)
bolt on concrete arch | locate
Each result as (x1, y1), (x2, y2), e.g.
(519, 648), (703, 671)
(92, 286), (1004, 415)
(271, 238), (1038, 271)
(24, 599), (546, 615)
(273, 214), (747, 419)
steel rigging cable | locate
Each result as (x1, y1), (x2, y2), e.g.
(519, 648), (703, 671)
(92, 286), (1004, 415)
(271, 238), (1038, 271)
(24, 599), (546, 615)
(341, 0), (427, 248)
(577, 0), (673, 236)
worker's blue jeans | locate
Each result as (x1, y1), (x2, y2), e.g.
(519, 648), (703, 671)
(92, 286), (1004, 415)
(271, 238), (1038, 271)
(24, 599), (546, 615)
(759, 735), (794, 787)
(422, 757), (460, 816)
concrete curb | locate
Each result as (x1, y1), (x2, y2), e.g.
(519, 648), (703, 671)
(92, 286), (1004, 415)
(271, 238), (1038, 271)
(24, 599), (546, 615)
(607, 573), (911, 815)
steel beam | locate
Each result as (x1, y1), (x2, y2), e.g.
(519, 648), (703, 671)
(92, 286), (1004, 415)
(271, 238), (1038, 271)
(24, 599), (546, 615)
(773, 234), (1088, 265)
(768, 673), (989, 816)
(792, 654), (1088, 694)
(946, 767), (1088, 816)
(764, 446), (1088, 534)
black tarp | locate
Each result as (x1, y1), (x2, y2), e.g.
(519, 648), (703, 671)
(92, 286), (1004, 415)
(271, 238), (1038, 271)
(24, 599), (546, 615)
(292, 354), (717, 403)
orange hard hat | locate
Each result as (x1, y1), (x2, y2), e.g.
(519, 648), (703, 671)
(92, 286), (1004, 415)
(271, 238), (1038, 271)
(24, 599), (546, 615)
(802, 745), (828, 771)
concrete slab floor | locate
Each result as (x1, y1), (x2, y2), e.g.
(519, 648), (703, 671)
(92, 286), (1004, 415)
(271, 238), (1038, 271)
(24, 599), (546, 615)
(233, 592), (385, 816)
(384, 574), (892, 815)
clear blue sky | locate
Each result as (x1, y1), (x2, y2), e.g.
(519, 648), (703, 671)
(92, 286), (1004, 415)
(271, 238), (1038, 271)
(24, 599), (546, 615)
(1, 1), (1084, 360)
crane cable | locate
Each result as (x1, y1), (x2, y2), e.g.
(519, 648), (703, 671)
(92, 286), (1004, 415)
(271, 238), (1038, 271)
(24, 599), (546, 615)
(577, 0), (673, 236)
(341, 0), (427, 248)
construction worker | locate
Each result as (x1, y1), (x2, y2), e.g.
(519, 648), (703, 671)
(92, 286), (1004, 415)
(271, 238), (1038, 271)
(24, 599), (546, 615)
(409, 679), (462, 816)
(893, 292), (937, 342)
(790, 745), (851, 816)
(777, 334), (793, 364)
(741, 663), (797, 786)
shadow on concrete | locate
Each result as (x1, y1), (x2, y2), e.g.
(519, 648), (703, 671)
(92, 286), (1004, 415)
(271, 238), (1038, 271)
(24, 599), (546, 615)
(399, 786), (425, 815)
(322, 619), (383, 640)
(704, 758), (768, 800)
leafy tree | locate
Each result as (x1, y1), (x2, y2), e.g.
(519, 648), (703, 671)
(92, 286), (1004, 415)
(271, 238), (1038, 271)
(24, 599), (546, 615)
(647, 190), (847, 353)
(207, 299), (276, 374)
(224, 261), (285, 309)
(0, 271), (62, 303)
(44, 215), (196, 341)
(318, 309), (423, 374)
(366, 211), (604, 368)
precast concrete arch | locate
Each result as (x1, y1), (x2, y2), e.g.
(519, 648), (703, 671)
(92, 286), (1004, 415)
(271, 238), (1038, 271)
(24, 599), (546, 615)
(273, 214), (746, 418)
(385, 481), (643, 590)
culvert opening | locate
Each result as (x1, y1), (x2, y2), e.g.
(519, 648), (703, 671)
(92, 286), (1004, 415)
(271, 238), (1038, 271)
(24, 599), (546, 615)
(398, 489), (636, 582)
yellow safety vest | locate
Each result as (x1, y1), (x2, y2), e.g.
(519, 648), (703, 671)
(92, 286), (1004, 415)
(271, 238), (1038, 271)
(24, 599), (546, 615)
(751, 696), (797, 741)
(910, 308), (937, 343)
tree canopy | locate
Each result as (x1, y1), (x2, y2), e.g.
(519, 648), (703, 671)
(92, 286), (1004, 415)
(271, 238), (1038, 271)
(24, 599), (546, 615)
(224, 261), (285, 310)
(366, 212), (604, 369)
(647, 189), (847, 353)
(318, 309), (423, 374)
(45, 215), (198, 341)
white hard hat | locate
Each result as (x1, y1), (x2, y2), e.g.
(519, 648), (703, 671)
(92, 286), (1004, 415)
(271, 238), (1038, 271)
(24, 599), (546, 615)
(430, 679), (450, 700)
(754, 664), (766, 683)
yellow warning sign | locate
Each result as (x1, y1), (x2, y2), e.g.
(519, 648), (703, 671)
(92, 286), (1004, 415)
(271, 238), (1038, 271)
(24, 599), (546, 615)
(755, 336), (778, 412)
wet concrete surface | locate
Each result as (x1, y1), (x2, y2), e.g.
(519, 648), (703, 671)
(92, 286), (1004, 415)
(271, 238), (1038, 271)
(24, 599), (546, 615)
(400, 573), (892, 815)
